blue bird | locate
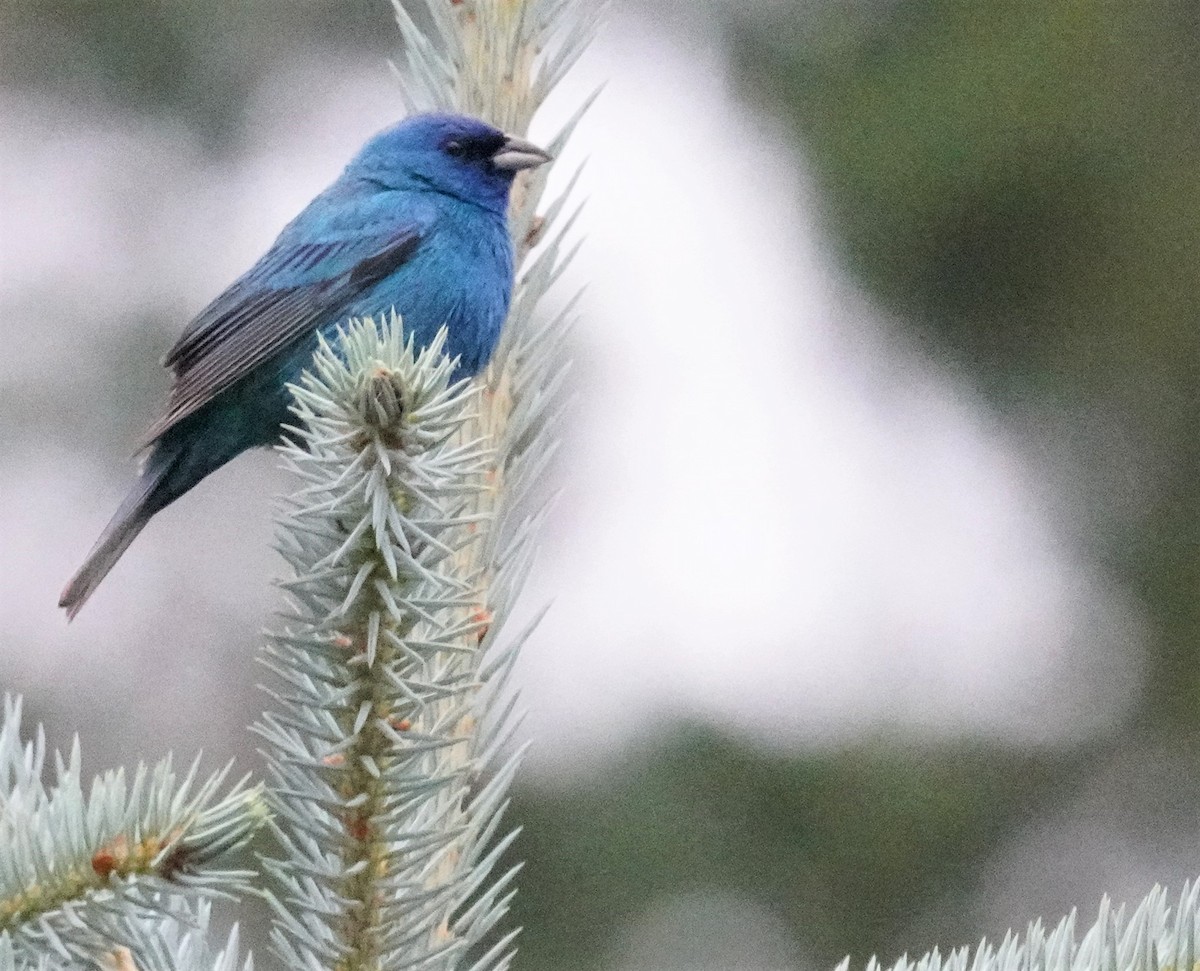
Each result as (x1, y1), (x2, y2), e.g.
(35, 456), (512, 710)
(60, 113), (551, 619)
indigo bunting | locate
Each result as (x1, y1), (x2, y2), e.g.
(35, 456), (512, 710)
(61, 113), (550, 618)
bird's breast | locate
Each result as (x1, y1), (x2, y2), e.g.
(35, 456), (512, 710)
(343, 207), (513, 378)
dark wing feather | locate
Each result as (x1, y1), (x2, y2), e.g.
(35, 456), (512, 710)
(144, 226), (425, 445)
(348, 232), (423, 288)
(163, 240), (341, 369)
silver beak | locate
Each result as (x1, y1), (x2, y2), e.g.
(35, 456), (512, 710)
(491, 134), (553, 171)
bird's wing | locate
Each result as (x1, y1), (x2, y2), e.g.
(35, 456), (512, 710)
(144, 220), (427, 445)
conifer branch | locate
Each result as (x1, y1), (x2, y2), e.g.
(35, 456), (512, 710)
(257, 318), (511, 969)
(0, 696), (265, 966)
(853, 880), (1200, 971)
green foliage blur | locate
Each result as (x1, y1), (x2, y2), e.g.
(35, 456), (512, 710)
(508, 730), (1077, 969)
(5, 0), (1198, 967)
(731, 0), (1200, 737)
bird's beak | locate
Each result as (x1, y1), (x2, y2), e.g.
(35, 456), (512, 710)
(491, 134), (553, 172)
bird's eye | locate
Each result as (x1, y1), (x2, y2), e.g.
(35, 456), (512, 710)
(444, 140), (467, 158)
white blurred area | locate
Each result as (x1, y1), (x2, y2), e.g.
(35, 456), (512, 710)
(0, 8), (1142, 779)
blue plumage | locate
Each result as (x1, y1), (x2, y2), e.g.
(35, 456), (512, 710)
(61, 113), (550, 618)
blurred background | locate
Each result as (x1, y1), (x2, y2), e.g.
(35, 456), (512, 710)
(2, 0), (1198, 967)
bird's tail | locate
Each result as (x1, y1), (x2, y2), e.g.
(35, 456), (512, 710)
(59, 447), (182, 621)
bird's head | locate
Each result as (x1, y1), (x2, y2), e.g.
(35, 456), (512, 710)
(348, 113), (552, 214)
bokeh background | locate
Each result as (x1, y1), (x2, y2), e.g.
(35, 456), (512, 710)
(2, 0), (1198, 967)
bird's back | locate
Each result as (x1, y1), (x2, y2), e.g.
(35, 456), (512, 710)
(150, 175), (514, 450)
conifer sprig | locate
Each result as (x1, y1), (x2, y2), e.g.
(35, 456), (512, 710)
(257, 318), (518, 969)
(0, 696), (265, 966)
(854, 880), (1200, 971)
